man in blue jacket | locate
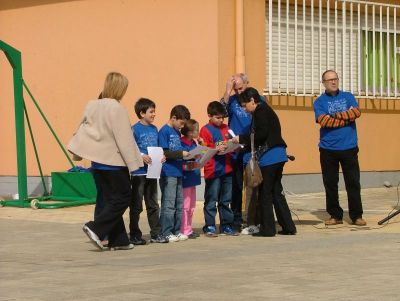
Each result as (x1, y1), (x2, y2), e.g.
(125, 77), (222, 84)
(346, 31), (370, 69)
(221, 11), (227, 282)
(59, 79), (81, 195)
(313, 70), (366, 226)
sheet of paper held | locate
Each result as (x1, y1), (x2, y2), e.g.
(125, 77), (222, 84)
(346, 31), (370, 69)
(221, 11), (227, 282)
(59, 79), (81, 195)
(184, 145), (210, 160)
(146, 147), (164, 179)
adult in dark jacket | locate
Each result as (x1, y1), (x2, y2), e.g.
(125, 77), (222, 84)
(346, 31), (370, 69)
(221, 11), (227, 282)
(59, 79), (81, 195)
(232, 87), (296, 237)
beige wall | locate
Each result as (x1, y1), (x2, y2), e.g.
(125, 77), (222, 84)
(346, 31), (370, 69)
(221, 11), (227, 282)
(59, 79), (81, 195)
(0, 0), (222, 175)
(0, 0), (399, 177)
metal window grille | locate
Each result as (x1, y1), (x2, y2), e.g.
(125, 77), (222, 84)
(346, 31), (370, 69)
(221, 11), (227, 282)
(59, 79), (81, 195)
(266, 0), (400, 98)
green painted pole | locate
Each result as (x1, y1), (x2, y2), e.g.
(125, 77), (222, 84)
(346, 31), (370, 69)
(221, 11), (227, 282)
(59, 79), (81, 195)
(0, 40), (28, 205)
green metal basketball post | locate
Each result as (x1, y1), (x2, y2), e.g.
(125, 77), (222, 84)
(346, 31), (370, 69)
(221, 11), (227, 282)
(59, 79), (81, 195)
(0, 40), (96, 209)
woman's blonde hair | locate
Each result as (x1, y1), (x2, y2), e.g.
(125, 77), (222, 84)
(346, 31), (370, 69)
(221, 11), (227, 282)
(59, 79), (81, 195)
(101, 72), (129, 101)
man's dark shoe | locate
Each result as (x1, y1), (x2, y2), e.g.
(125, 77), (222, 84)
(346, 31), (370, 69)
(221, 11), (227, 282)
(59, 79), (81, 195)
(325, 218), (343, 226)
(278, 230), (297, 235)
(130, 237), (147, 245)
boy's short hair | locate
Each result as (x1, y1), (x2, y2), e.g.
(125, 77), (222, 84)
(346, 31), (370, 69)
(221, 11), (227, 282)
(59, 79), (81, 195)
(207, 101), (226, 116)
(181, 119), (199, 136)
(238, 87), (262, 105)
(170, 105), (191, 120)
(134, 98), (156, 119)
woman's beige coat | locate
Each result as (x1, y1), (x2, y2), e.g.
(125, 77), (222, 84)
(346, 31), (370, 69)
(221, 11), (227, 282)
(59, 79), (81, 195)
(68, 98), (143, 172)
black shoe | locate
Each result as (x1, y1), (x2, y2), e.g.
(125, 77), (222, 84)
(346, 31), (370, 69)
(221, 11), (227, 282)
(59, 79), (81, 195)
(150, 234), (168, 243)
(278, 230), (297, 235)
(130, 237), (147, 245)
(252, 232), (275, 237)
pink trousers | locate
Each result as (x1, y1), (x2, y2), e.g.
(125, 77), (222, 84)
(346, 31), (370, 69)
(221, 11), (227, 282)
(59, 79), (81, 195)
(180, 187), (196, 235)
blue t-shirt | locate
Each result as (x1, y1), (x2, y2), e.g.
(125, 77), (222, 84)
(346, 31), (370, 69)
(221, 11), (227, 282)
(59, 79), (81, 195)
(313, 90), (358, 151)
(131, 122), (159, 175)
(227, 94), (253, 136)
(181, 137), (201, 188)
(159, 124), (183, 177)
(227, 94), (266, 136)
(243, 146), (288, 167)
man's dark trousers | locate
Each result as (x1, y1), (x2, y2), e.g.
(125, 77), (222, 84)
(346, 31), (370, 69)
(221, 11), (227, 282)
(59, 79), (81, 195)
(320, 147), (363, 221)
(231, 154), (244, 229)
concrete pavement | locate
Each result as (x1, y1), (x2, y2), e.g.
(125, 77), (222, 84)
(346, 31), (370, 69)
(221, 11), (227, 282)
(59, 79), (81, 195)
(1, 187), (400, 300)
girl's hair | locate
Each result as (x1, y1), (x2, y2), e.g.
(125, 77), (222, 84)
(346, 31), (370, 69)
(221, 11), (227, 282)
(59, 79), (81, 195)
(101, 72), (129, 101)
(238, 87), (261, 105)
(181, 119), (199, 136)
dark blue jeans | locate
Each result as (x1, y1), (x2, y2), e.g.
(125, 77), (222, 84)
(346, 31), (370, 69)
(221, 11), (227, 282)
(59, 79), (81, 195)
(231, 154), (244, 227)
(159, 176), (183, 236)
(203, 174), (234, 228)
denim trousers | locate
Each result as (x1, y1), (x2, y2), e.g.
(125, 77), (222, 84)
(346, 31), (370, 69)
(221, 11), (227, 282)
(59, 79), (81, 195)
(203, 174), (234, 228)
(129, 175), (161, 239)
(159, 176), (183, 236)
(319, 147), (363, 221)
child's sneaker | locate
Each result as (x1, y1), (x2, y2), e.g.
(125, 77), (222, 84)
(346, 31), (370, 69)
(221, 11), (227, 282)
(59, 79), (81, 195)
(176, 233), (188, 241)
(241, 225), (260, 235)
(188, 232), (200, 239)
(150, 234), (169, 243)
(165, 234), (179, 242)
(204, 225), (218, 237)
(221, 225), (239, 236)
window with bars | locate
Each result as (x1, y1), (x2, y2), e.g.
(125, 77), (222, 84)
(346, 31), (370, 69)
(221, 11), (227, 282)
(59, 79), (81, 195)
(266, 0), (400, 98)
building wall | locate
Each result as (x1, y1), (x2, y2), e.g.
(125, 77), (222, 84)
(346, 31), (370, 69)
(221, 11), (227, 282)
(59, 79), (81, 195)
(0, 0), (399, 179)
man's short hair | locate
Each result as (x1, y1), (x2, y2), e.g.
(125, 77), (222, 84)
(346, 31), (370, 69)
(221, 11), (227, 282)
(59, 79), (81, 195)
(238, 73), (249, 83)
(207, 101), (227, 116)
(170, 105), (191, 120)
(321, 70), (338, 81)
(134, 98), (156, 119)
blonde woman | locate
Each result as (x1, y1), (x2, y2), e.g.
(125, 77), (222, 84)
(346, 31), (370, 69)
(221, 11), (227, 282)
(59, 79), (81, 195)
(68, 72), (143, 251)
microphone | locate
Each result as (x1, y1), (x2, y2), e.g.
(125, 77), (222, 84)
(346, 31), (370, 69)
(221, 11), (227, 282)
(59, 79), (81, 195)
(287, 155), (295, 161)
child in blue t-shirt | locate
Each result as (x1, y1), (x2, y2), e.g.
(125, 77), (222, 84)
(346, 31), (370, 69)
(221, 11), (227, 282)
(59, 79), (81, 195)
(129, 98), (167, 245)
(158, 105), (191, 242)
(180, 119), (202, 239)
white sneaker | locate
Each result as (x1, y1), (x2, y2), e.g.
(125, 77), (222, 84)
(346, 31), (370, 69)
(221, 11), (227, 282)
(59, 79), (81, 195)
(176, 233), (188, 241)
(82, 224), (105, 250)
(165, 234), (179, 242)
(241, 225), (260, 235)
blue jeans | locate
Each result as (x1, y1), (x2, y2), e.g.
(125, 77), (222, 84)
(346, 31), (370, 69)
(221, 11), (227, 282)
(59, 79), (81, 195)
(159, 176), (183, 236)
(203, 174), (234, 228)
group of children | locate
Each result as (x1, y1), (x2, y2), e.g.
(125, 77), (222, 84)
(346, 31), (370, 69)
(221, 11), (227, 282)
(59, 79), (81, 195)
(128, 98), (239, 245)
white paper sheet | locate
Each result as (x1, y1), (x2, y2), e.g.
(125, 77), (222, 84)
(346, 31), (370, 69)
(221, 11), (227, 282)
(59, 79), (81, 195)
(198, 148), (219, 167)
(146, 147), (164, 179)
(185, 145), (210, 160)
(218, 140), (241, 155)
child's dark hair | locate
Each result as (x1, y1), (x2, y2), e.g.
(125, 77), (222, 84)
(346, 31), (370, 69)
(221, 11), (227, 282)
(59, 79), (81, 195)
(170, 105), (191, 120)
(181, 119), (199, 136)
(238, 87), (262, 105)
(134, 98), (156, 119)
(207, 101), (227, 116)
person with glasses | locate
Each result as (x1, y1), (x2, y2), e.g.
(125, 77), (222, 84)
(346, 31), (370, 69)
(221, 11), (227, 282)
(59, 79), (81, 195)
(313, 70), (366, 227)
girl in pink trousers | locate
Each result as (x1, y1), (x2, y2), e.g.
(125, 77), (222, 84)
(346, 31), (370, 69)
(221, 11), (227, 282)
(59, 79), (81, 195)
(180, 119), (202, 239)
